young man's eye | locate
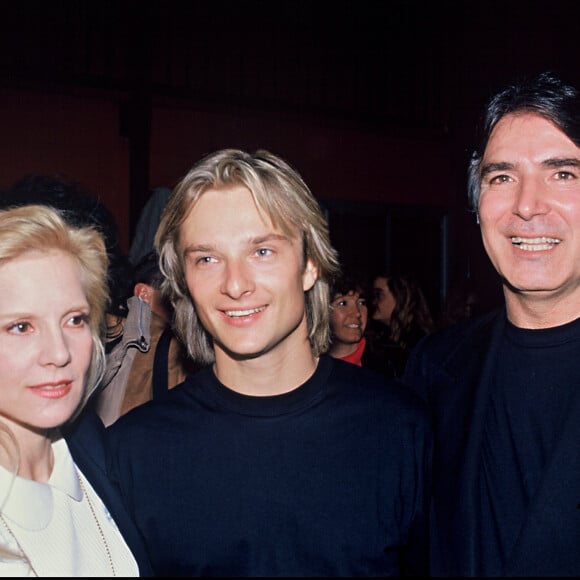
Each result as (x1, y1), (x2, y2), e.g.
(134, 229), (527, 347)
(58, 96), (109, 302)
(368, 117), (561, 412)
(256, 248), (273, 257)
(8, 321), (31, 334)
(196, 256), (216, 265)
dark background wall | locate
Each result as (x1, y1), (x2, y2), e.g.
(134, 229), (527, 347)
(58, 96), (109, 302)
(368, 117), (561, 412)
(0, 0), (578, 316)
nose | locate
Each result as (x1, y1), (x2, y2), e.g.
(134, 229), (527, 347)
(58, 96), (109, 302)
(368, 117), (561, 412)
(352, 304), (363, 317)
(513, 175), (549, 220)
(220, 259), (255, 299)
(38, 326), (72, 367)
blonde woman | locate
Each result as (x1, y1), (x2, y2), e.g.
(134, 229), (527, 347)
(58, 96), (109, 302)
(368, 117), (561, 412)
(0, 204), (151, 576)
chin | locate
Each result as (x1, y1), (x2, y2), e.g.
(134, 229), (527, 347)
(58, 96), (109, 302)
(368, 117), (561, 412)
(38, 403), (84, 430)
(221, 344), (268, 360)
(503, 276), (564, 294)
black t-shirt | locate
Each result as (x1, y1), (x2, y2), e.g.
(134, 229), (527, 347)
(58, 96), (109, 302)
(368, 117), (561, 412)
(479, 316), (580, 575)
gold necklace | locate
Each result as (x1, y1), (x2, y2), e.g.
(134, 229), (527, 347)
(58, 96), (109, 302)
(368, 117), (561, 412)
(0, 514), (38, 576)
(78, 473), (117, 576)
(0, 473), (117, 576)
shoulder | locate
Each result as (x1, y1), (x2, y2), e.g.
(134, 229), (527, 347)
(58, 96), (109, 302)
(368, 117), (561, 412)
(324, 357), (431, 424)
(409, 307), (502, 362)
(64, 407), (106, 461)
(402, 307), (505, 401)
(106, 366), (212, 433)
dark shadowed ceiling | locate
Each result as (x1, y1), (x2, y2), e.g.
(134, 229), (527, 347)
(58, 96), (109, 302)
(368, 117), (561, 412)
(2, 0), (578, 139)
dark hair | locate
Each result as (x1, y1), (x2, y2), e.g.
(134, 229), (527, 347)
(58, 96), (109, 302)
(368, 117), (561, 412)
(133, 250), (164, 289)
(372, 272), (434, 349)
(0, 174), (122, 255)
(330, 268), (367, 299)
(467, 71), (580, 212)
(0, 173), (131, 317)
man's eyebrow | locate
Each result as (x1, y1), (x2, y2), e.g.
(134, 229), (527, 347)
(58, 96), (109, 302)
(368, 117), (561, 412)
(182, 234), (291, 256)
(252, 233), (289, 244)
(183, 243), (215, 255)
(542, 157), (580, 168)
(481, 158), (580, 179)
(480, 161), (513, 179)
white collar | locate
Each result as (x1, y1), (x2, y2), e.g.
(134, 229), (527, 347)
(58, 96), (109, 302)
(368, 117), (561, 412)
(0, 437), (81, 530)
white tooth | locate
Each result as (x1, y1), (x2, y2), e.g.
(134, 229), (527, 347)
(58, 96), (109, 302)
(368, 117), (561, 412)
(518, 244), (554, 251)
(225, 307), (265, 317)
(511, 236), (561, 246)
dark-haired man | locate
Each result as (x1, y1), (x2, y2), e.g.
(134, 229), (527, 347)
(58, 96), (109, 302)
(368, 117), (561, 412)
(404, 71), (580, 577)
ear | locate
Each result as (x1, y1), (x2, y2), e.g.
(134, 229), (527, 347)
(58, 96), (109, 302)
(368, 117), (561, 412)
(134, 282), (152, 305)
(302, 258), (318, 292)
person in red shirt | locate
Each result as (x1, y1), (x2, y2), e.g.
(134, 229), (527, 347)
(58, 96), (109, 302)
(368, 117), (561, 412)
(328, 270), (369, 366)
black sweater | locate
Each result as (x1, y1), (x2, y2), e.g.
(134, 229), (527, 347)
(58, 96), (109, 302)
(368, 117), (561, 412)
(106, 355), (432, 577)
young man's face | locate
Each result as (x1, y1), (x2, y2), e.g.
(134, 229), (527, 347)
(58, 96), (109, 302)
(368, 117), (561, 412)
(180, 184), (317, 362)
(478, 113), (580, 317)
(330, 290), (368, 346)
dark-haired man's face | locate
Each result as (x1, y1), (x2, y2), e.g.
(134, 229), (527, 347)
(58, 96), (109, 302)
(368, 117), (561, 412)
(478, 112), (580, 325)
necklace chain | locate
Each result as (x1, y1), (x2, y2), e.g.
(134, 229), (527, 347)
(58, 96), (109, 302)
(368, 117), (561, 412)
(0, 472), (117, 576)
(0, 514), (39, 576)
(78, 474), (117, 576)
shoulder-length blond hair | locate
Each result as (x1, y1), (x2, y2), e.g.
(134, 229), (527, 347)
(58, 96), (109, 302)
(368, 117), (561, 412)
(155, 149), (341, 365)
(0, 204), (109, 417)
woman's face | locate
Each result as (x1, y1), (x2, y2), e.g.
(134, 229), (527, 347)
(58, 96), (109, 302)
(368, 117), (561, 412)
(0, 249), (93, 436)
(372, 276), (396, 324)
(329, 289), (368, 346)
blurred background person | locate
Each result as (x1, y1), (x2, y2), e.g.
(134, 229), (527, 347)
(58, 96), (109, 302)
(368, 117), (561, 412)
(128, 186), (173, 266)
(328, 269), (369, 366)
(438, 276), (483, 329)
(94, 250), (199, 427)
(365, 271), (434, 378)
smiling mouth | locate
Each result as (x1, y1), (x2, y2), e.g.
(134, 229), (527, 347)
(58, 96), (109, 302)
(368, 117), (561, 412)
(511, 236), (561, 251)
(225, 306), (266, 317)
(31, 380), (72, 389)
